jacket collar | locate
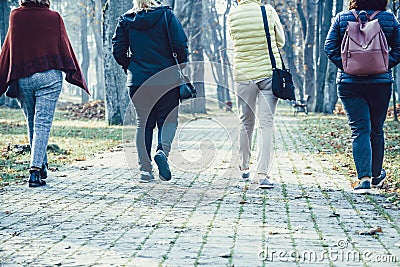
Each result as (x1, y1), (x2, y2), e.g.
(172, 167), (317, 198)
(239, 0), (262, 5)
(21, 2), (48, 8)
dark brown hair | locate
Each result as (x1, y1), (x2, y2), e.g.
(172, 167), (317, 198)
(348, 0), (388, 10)
(20, 0), (50, 7)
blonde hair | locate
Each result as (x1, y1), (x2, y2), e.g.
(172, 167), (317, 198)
(133, 0), (160, 11)
(20, 0), (50, 7)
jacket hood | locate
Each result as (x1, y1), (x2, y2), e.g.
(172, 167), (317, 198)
(239, 0), (262, 5)
(123, 6), (170, 30)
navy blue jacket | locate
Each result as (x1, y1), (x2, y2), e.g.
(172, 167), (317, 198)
(324, 10), (400, 84)
(112, 6), (188, 86)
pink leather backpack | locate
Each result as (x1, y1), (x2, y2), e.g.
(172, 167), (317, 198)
(341, 10), (389, 76)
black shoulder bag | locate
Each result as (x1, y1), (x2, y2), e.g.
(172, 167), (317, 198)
(261, 6), (295, 101)
(164, 12), (196, 102)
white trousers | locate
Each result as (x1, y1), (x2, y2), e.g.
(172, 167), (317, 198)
(236, 78), (278, 175)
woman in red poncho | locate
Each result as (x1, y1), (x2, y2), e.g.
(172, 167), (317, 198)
(0, 0), (89, 187)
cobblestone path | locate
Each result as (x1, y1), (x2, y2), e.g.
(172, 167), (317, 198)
(1, 111), (399, 266)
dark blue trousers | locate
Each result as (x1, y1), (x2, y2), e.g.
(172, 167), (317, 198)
(338, 83), (392, 179)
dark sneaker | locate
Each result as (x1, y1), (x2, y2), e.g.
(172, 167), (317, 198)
(353, 179), (371, 194)
(372, 169), (386, 189)
(140, 171), (155, 183)
(28, 170), (46, 187)
(259, 177), (274, 189)
(40, 163), (48, 179)
(241, 170), (250, 180)
(154, 150), (171, 181)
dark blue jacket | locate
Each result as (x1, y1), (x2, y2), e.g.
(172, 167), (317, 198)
(324, 10), (400, 84)
(112, 6), (188, 86)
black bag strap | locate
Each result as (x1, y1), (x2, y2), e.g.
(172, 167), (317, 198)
(164, 11), (184, 77)
(261, 6), (286, 70)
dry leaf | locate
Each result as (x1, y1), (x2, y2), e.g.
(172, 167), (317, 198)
(219, 253), (232, 258)
(356, 227), (383, 235)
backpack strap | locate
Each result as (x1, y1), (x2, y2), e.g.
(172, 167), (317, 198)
(351, 9), (381, 22)
(369, 10), (381, 20)
(350, 10), (359, 21)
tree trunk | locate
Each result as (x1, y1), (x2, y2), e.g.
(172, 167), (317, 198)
(392, 67), (398, 121)
(0, 0), (18, 108)
(303, 0), (316, 109)
(222, 0), (232, 108)
(93, 0), (105, 100)
(280, 8), (304, 98)
(103, 0), (131, 125)
(189, 0), (206, 114)
(324, 62), (338, 113)
(0, 1), (9, 45)
(203, 0), (232, 110)
(80, 0), (90, 103)
(315, 0), (333, 113)
(324, 0), (343, 113)
(164, 0), (175, 9)
(397, 66), (400, 101)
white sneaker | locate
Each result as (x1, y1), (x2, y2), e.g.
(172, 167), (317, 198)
(259, 176), (274, 189)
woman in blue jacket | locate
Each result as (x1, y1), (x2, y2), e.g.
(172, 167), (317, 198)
(112, 0), (188, 182)
(325, 0), (400, 194)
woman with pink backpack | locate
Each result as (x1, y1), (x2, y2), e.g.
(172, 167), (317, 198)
(325, 0), (400, 194)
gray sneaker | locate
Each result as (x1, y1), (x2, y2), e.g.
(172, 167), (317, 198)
(372, 169), (386, 189)
(259, 177), (274, 189)
(140, 171), (155, 183)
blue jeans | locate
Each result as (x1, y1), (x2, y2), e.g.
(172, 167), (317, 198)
(338, 83), (391, 179)
(17, 70), (62, 169)
(130, 86), (179, 172)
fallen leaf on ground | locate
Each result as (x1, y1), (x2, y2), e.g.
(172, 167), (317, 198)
(356, 227), (383, 235)
(219, 253), (232, 258)
(382, 204), (392, 209)
(294, 195), (311, 199)
(268, 231), (279, 235)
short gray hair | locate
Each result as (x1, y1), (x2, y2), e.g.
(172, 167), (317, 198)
(133, 0), (160, 11)
(20, 0), (50, 7)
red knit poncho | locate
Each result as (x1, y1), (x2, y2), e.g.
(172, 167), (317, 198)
(0, 3), (89, 96)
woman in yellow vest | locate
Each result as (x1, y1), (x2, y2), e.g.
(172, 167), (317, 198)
(229, 0), (285, 188)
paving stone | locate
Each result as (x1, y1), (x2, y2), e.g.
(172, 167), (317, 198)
(0, 112), (399, 266)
